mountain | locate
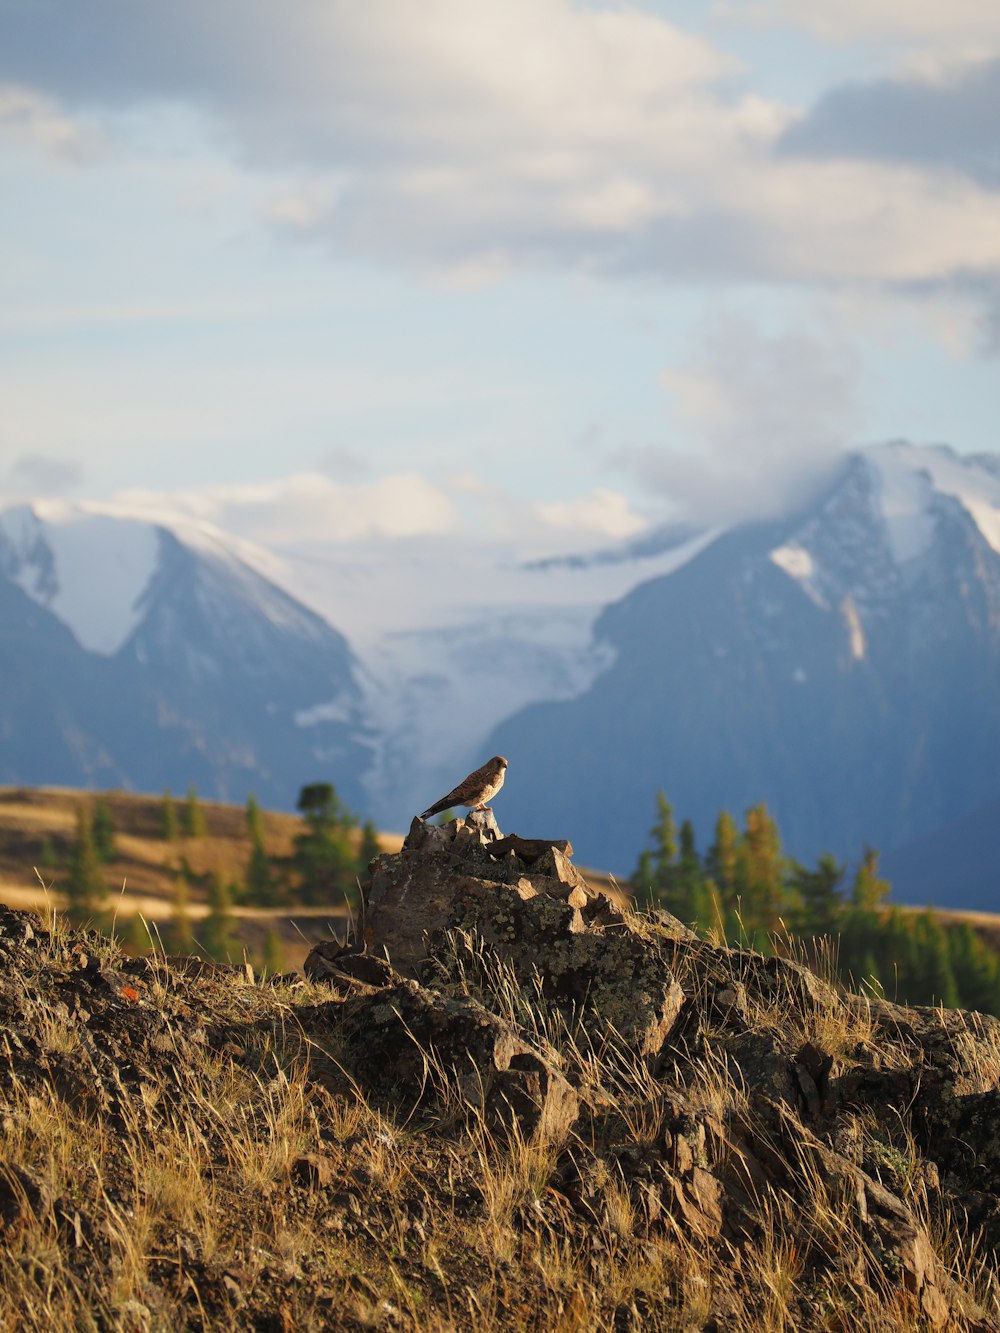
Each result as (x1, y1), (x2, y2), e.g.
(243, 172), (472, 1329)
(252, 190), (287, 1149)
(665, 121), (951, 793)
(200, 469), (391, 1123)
(0, 504), (370, 811)
(2, 442), (999, 907)
(488, 444), (1000, 879)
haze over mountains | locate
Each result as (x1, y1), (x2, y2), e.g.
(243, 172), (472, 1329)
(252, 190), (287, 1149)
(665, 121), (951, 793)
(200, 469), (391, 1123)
(1, 441), (998, 908)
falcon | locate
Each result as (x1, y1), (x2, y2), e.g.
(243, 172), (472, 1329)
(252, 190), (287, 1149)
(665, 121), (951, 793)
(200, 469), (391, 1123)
(419, 756), (508, 821)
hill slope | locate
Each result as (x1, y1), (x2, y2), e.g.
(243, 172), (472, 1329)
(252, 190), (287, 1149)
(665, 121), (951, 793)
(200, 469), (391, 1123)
(1, 823), (999, 1329)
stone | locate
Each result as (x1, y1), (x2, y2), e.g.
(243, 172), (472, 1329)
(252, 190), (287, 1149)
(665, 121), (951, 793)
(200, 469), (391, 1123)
(303, 980), (579, 1144)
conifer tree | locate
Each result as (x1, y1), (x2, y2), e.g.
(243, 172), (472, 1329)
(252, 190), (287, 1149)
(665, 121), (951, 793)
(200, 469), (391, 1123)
(91, 797), (117, 863)
(245, 793), (264, 845)
(245, 838), (280, 907)
(705, 810), (739, 906)
(735, 803), (785, 937)
(261, 929), (286, 977)
(675, 819), (706, 923)
(850, 847), (891, 914)
(123, 915), (153, 956)
(161, 789), (178, 841)
(169, 872), (195, 954)
(631, 791), (680, 910)
(293, 781), (362, 904)
(792, 852), (844, 938)
(911, 909), (960, 1008)
(358, 819), (381, 872)
(64, 806), (109, 925)
(203, 871), (235, 961)
(182, 784), (207, 838)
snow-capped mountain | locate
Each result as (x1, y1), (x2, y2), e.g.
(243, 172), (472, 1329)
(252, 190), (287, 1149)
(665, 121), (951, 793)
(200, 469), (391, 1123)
(2, 441), (999, 906)
(0, 504), (369, 810)
(489, 443), (1000, 880)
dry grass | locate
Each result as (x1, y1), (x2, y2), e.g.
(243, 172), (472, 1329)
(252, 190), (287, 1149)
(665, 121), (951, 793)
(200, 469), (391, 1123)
(1, 903), (999, 1330)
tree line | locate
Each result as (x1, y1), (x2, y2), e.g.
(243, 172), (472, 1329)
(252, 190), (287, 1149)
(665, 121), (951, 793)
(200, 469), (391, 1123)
(631, 791), (1000, 1016)
(56, 781), (377, 969)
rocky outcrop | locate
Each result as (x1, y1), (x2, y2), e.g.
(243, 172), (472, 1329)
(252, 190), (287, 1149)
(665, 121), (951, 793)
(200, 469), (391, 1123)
(299, 816), (1000, 1328)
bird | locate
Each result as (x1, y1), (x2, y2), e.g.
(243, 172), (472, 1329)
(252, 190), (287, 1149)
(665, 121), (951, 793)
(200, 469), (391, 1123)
(419, 755), (508, 821)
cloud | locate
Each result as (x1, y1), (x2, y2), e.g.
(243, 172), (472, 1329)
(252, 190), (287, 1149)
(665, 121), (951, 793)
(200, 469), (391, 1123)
(115, 472), (458, 546)
(534, 489), (647, 540)
(0, 83), (104, 162)
(3, 1), (1000, 293)
(779, 56), (1000, 186)
(619, 314), (859, 524)
(4, 453), (86, 495)
(720, 0), (1000, 56)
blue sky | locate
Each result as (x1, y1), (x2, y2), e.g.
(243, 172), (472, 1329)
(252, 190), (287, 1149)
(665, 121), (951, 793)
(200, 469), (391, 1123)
(1, 0), (998, 550)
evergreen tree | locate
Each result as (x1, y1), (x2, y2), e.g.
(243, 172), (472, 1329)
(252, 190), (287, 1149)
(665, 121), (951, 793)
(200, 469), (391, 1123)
(64, 806), (109, 925)
(675, 819), (706, 923)
(705, 810), (739, 907)
(245, 838), (281, 907)
(261, 929), (286, 977)
(168, 873), (195, 954)
(182, 784), (207, 838)
(123, 914), (153, 956)
(851, 847), (891, 913)
(293, 781), (362, 905)
(358, 819), (381, 873)
(735, 803), (785, 937)
(91, 797), (117, 863)
(910, 910), (960, 1008)
(631, 791), (680, 911)
(161, 789), (178, 842)
(245, 793), (265, 845)
(203, 871), (235, 961)
(792, 852), (844, 938)
(948, 924), (1000, 1015)
(37, 835), (59, 873)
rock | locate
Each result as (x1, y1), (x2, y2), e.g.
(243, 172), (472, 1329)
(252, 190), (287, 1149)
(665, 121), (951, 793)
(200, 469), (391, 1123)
(303, 941), (400, 995)
(291, 1154), (335, 1189)
(303, 980), (579, 1144)
(0, 1163), (53, 1232)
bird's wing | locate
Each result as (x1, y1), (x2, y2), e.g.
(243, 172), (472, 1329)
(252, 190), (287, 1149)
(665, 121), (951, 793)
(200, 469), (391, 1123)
(419, 762), (490, 819)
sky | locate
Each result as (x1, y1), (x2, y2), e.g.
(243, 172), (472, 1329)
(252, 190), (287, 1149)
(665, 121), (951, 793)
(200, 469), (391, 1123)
(1, 0), (999, 553)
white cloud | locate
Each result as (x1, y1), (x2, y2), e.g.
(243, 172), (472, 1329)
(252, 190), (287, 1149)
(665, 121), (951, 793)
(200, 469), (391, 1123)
(535, 489), (647, 539)
(719, 0), (1000, 55)
(621, 312), (859, 524)
(0, 83), (104, 162)
(115, 472), (458, 545)
(3, 2), (1000, 294)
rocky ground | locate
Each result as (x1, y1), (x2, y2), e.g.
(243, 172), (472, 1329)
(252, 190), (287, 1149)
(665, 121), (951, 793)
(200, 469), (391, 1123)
(1, 812), (999, 1330)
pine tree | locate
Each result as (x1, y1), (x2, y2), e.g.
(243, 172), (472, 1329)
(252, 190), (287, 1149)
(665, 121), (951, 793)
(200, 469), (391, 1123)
(705, 810), (739, 904)
(203, 871), (235, 961)
(850, 847), (891, 914)
(792, 852), (845, 938)
(91, 797), (117, 863)
(293, 781), (363, 905)
(245, 838), (281, 907)
(261, 929), (286, 977)
(182, 784), (207, 838)
(64, 806), (109, 925)
(910, 910), (960, 1008)
(161, 789), (178, 842)
(735, 803), (785, 938)
(674, 819), (706, 924)
(631, 791), (680, 910)
(123, 915), (153, 956)
(168, 873), (195, 954)
(245, 793), (265, 845)
(37, 836), (59, 873)
(358, 819), (381, 872)
(948, 924), (1000, 1016)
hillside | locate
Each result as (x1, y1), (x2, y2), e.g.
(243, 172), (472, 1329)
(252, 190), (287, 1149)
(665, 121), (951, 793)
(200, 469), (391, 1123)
(0, 787), (400, 972)
(1, 816), (999, 1330)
